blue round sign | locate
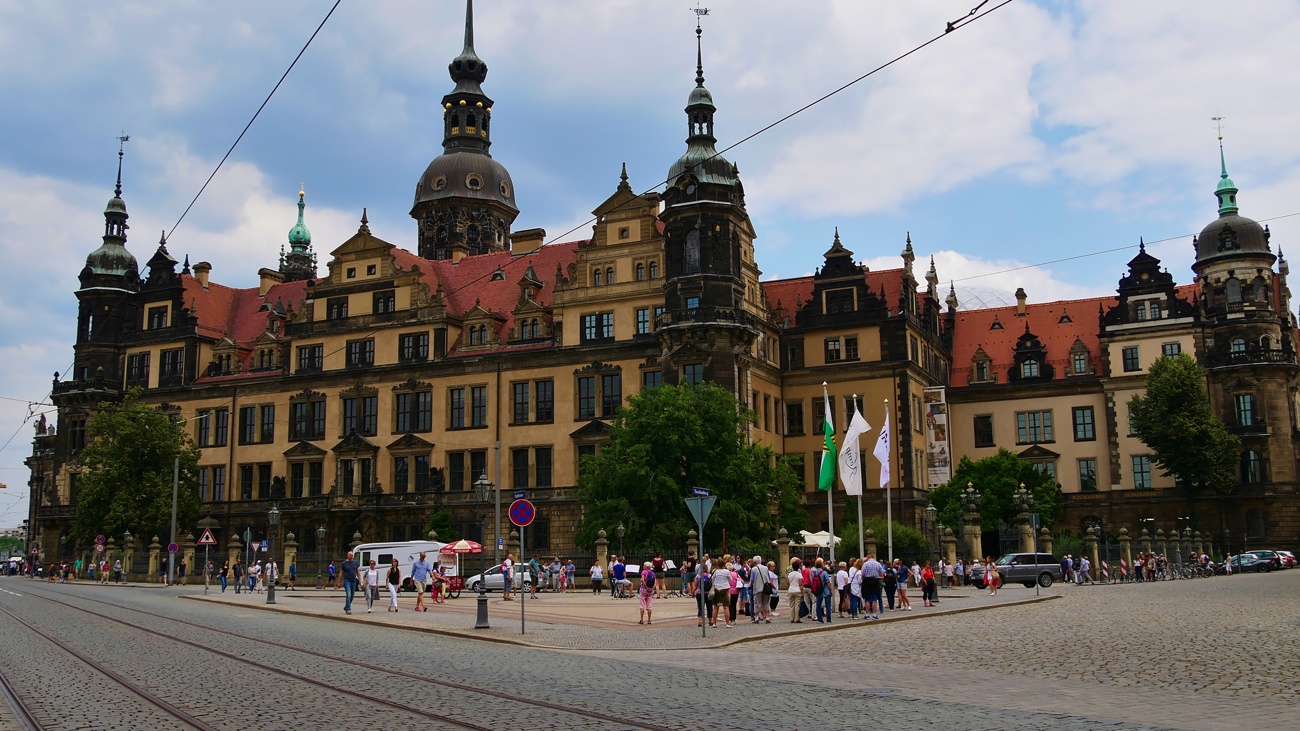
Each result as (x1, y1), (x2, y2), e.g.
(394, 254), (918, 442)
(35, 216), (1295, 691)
(509, 499), (535, 527)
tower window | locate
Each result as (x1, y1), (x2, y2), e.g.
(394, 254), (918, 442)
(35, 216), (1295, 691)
(465, 174), (483, 190)
(648, 261), (659, 278)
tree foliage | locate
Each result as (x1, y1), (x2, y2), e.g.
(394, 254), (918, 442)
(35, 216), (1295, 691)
(70, 389), (200, 543)
(424, 508), (461, 543)
(835, 519), (930, 565)
(929, 448), (1061, 531)
(1128, 353), (1240, 496)
(574, 382), (807, 553)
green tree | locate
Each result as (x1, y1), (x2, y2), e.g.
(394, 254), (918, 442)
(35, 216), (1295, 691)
(929, 448), (1061, 531)
(1128, 353), (1240, 498)
(423, 508), (461, 543)
(836, 518), (930, 564)
(0, 536), (22, 555)
(70, 389), (201, 543)
(574, 382), (807, 553)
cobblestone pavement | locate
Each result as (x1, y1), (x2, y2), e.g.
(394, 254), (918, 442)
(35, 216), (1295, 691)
(0, 572), (1292, 730)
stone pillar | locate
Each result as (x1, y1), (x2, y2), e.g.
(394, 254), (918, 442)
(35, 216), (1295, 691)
(1038, 527), (1053, 556)
(865, 528), (877, 559)
(1193, 531), (1204, 557)
(596, 530), (610, 571)
(1181, 530), (1191, 560)
(507, 529), (520, 559)
(685, 530), (698, 564)
(283, 532), (298, 584)
(965, 514), (983, 561)
(227, 532), (242, 570)
(350, 531), (363, 552)
(148, 536), (162, 582)
(942, 527), (958, 567)
(427, 529), (438, 542)
(1016, 512), (1034, 553)
(123, 535), (136, 577)
(182, 532), (197, 585)
(1138, 528), (1151, 556)
(776, 528), (791, 587)
(1156, 528), (1167, 559)
(1118, 528), (1132, 581)
(105, 537), (117, 576)
(1085, 527), (1099, 580)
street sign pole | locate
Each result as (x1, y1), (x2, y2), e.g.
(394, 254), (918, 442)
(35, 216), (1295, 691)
(519, 525), (526, 636)
(508, 498), (535, 636)
(685, 489), (716, 639)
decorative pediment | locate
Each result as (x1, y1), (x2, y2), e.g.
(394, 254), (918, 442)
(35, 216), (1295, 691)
(641, 355), (661, 368)
(340, 382), (379, 399)
(1225, 377), (1261, 392)
(290, 388), (326, 403)
(387, 433), (434, 453)
(570, 420), (612, 441)
(332, 432), (377, 454)
(391, 378), (431, 393)
(575, 360), (621, 374)
(1018, 444), (1060, 461)
(283, 440), (327, 458)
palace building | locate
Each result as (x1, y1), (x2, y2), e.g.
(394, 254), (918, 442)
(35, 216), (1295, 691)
(26, 2), (1299, 568)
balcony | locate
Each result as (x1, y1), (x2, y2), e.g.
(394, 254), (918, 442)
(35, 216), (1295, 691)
(654, 306), (757, 330)
(287, 309), (421, 337)
(1207, 349), (1298, 368)
(52, 377), (121, 398)
(1228, 420), (1269, 436)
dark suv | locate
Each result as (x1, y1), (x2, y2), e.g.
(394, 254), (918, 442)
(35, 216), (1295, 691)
(969, 552), (1062, 588)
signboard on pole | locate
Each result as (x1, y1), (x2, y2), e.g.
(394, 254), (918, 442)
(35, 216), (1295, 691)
(197, 529), (217, 546)
(509, 499), (535, 527)
(691, 486), (711, 497)
(167, 542), (178, 554)
(512, 490), (527, 500)
(95, 534), (106, 545)
(685, 495), (716, 528)
(94, 544), (105, 553)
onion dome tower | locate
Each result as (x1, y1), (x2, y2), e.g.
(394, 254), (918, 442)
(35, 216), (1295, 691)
(280, 185), (317, 281)
(410, 0), (518, 261)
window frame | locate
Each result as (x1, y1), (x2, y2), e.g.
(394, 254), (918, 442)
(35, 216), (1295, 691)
(1072, 406), (1096, 442)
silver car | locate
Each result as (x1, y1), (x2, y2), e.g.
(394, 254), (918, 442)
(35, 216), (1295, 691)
(463, 565), (533, 593)
(968, 552), (1061, 588)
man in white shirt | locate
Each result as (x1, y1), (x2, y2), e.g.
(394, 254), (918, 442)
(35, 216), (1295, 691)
(501, 554), (514, 601)
(786, 558), (805, 623)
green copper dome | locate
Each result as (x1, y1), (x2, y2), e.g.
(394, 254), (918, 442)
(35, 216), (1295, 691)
(287, 188), (311, 250)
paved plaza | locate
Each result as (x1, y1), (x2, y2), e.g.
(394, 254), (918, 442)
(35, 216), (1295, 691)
(0, 569), (1294, 730)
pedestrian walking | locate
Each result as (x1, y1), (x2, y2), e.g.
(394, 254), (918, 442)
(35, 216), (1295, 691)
(710, 559), (733, 627)
(921, 560), (937, 607)
(264, 558), (279, 593)
(386, 559), (401, 612)
(178, 558), (187, 585)
(590, 558), (604, 594)
(501, 553), (515, 601)
(233, 559), (243, 593)
(638, 562), (655, 624)
(287, 561), (296, 590)
(327, 561), (338, 589)
(812, 558), (833, 623)
(785, 558), (805, 623)
(682, 552), (698, 598)
(410, 551), (433, 612)
(883, 561), (898, 610)
(1079, 556), (1094, 584)
(956, 559), (966, 586)
(861, 554), (884, 620)
(943, 559), (955, 588)
(360, 559), (380, 613)
(894, 559), (912, 610)
(340, 551), (360, 615)
(565, 560), (576, 592)
(219, 561), (229, 592)
(750, 555), (773, 624)
(986, 556), (1001, 596)
(848, 558), (863, 618)
(651, 552), (667, 599)
(835, 562), (850, 617)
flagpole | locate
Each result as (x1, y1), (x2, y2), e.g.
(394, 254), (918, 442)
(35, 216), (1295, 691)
(884, 398), (893, 563)
(854, 394), (865, 559)
(823, 382), (835, 568)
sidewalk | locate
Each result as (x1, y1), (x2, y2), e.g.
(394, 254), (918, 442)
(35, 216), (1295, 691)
(183, 584), (1059, 650)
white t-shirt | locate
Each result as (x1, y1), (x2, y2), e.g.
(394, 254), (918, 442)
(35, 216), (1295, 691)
(786, 569), (803, 594)
(590, 564), (604, 580)
(502, 558), (513, 579)
(836, 569), (849, 590)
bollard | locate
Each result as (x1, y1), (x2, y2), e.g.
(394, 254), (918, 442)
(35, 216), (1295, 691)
(1120, 558), (1128, 581)
(1101, 560), (1109, 583)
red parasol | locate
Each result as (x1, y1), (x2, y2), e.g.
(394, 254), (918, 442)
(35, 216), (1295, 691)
(439, 539), (483, 555)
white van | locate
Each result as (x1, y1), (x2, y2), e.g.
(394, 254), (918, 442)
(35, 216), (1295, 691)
(352, 540), (449, 591)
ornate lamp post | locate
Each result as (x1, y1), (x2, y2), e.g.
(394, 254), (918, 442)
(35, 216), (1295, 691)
(473, 473), (493, 629)
(925, 502), (938, 561)
(1014, 484), (1038, 594)
(315, 526), (326, 589)
(266, 504), (280, 605)
(616, 523), (626, 558)
(122, 530), (132, 582)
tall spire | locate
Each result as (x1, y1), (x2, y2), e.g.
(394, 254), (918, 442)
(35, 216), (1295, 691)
(667, 9), (738, 188)
(1213, 118), (1238, 216)
(114, 134), (129, 197)
(280, 184), (317, 282)
(695, 14), (705, 88)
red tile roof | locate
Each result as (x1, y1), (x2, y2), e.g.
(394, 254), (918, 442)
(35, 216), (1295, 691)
(950, 296), (1113, 382)
(761, 267), (911, 324)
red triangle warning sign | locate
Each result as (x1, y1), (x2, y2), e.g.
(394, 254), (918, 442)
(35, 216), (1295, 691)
(197, 528), (218, 545)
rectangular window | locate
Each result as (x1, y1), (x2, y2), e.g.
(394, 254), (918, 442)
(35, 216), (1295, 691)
(308, 462), (322, 496)
(685, 296), (699, 310)
(512, 382), (530, 424)
(257, 463), (272, 500)
(1078, 458), (1098, 491)
(416, 391), (432, 431)
(291, 463), (305, 498)
(212, 465), (226, 502)
(346, 338), (375, 367)
(1072, 406), (1096, 441)
(213, 408), (229, 446)
(393, 393), (412, 433)
(577, 444), (597, 476)
(260, 404), (275, 443)
(471, 386), (487, 427)
(1032, 461), (1056, 479)
(974, 415), (995, 448)
(393, 456), (409, 494)
(197, 410), (211, 447)
(786, 402), (805, 436)
(577, 376), (596, 419)
(535, 380), (554, 423)
(1015, 411), (1053, 444)
(1235, 394), (1256, 426)
(449, 388), (465, 429)
(1072, 352), (1089, 374)
(682, 363), (704, 384)
(535, 447), (553, 487)
(513, 448), (530, 488)
(1127, 403), (1139, 436)
(147, 306), (168, 330)
(291, 400), (324, 440)
(126, 353), (150, 386)
(1162, 342), (1181, 357)
(470, 451), (487, 486)
(240, 465), (254, 501)
(327, 297), (348, 320)
(448, 452), (465, 492)
(842, 395), (864, 425)
(1122, 346), (1140, 372)
(844, 336), (859, 361)
(635, 308), (650, 335)
(824, 338), (842, 363)
(297, 344), (323, 372)
(1132, 455), (1152, 489)
(160, 348), (184, 385)
(310, 400), (326, 440)
(198, 467), (209, 502)
(601, 373), (621, 417)
(642, 370), (662, 390)
(344, 396), (363, 435)
(414, 455), (431, 492)
(373, 290), (395, 314)
(399, 332), (429, 361)
(238, 406), (257, 445)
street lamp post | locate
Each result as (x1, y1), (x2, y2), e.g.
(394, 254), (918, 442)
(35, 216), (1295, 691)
(122, 530), (132, 583)
(616, 523), (626, 559)
(266, 504), (280, 605)
(316, 526), (326, 589)
(1013, 485), (1037, 594)
(473, 473), (493, 629)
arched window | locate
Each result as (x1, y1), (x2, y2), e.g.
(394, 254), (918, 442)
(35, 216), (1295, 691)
(1135, 302), (1147, 321)
(1261, 335), (1272, 350)
(1252, 276), (1268, 302)
(1242, 450), (1263, 484)
(1226, 278), (1242, 303)
(592, 269), (602, 286)
(1149, 301), (1162, 320)
(1231, 338), (1246, 354)
(648, 261), (659, 278)
(606, 267), (615, 284)
(636, 263), (646, 281)
(1021, 359), (1040, 378)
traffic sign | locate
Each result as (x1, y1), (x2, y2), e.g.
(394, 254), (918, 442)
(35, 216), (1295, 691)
(497, 537), (504, 550)
(167, 542), (178, 554)
(261, 540), (269, 551)
(685, 495), (717, 528)
(509, 499), (535, 527)
(95, 534), (106, 545)
(197, 529), (217, 546)
(94, 544), (105, 553)
(691, 486), (711, 497)
(513, 490), (526, 500)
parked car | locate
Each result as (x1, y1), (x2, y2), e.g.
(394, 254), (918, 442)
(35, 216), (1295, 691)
(1276, 550), (1296, 568)
(1244, 550), (1284, 570)
(1228, 554), (1274, 573)
(968, 552), (1062, 588)
(463, 565), (533, 593)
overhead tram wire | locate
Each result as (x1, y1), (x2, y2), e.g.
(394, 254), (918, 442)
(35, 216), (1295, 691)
(442, 0), (1018, 303)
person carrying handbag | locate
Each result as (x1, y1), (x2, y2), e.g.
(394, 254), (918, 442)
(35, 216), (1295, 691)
(361, 560), (381, 613)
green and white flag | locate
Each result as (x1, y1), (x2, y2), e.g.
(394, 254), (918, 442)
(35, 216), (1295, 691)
(818, 385), (836, 491)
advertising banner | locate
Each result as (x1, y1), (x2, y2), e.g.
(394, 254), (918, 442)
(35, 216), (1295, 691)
(923, 387), (951, 488)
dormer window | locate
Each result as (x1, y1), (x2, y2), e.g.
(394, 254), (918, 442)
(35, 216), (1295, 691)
(1135, 303), (1147, 321)
(1149, 301), (1161, 319)
(1021, 359), (1040, 378)
(990, 317), (1003, 330)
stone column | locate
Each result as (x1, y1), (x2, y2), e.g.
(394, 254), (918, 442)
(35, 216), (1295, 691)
(123, 535), (136, 577)
(776, 528), (791, 587)
(1118, 528), (1132, 581)
(182, 532), (196, 585)
(350, 531), (363, 552)
(1138, 528), (1151, 556)
(1038, 527), (1053, 556)
(596, 530), (610, 572)
(1193, 531), (1204, 557)
(148, 536), (162, 582)
(227, 532), (242, 570)
(1085, 527), (1099, 581)
(1182, 529), (1193, 559)
(507, 529), (520, 559)
(1016, 511), (1034, 553)
(427, 529), (438, 542)
(942, 527), (958, 567)
(1156, 528), (1167, 559)
(283, 532), (298, 585)
(865, 528), (877, 559)
(964, 513), (983, 561)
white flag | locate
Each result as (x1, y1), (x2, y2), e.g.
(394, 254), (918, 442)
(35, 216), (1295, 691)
(838, 404), (870, 496)
(873, 408), (891, 488)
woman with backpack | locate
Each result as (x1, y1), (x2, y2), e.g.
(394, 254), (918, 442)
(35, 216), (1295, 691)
(883, 562), (898, 610)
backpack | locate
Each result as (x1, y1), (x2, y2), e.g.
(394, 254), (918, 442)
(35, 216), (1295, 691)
(644, 571), (655, 588)
(701, 572), (712, 591)
(884, 567), (897, 588)
(810, 569), (824, 595)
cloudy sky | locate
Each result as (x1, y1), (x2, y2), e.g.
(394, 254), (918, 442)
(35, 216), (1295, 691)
(2, 0), (1299, 527)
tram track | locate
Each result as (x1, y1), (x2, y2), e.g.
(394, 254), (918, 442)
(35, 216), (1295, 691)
(15, 585), (696, 731)
(0, 647), (43, 731)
